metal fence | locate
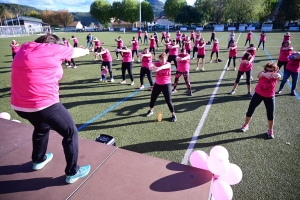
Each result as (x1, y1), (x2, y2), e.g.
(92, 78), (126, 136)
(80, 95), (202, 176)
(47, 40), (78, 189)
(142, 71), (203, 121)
(0, 25), (51, 37)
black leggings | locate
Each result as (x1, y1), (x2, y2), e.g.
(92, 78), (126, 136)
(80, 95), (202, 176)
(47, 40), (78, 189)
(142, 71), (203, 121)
(244, 39), (251, 47)
(246, 92), (275, 120)
(227, 56), (236, 68)
(155, 40), (159, 48)
(15, 102), (79, 176)
(121, 62), (134, 81)
(191, 38), (194, 43)
(258, 41), (265, 49)
(192, 47), (198, 58)
(140, 67), (153, 86)
(277, 60), (288, 71)
(150, 47), (156, 56)
(132, 50), (138, 58)
(150, 83), (174, 112)
(66, 58), (76, 66)
(102, 61), (113, 78)
(210, 51), (219, 59)
(176, 40), (181, 48)
(235, 70), (251, 85)
(173, 71), (191, 92)
(167, 55), (178, 68)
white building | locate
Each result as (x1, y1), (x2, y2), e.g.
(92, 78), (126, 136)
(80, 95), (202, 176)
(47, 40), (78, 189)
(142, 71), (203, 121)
(3, 16), (44, 34)
(64, 21), (83, 32)
(154, 16), (174, 26)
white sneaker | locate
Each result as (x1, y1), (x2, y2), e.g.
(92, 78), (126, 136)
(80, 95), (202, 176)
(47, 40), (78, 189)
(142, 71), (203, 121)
(139, 85), (144, 89)
(111, 78), (114, 82)
(196, 67), (199, 70)
(99, 78), (102, 81)
(241, 124), (249, 132)
(116, 58), (119, 60)
(132, 58), (134, 62)
(73, 66), (77, 69)
(192, 57), (195, 59)
(250, 76), (253, 81)
(201, 68), (205, 71)
(138, 59), (140, 62)
(209, 60), (212, 63)
(120, 80), (126, 84)
(226, 67), (229, 70)
(234, 67), (236, 71)
(131, 81), (135, 86)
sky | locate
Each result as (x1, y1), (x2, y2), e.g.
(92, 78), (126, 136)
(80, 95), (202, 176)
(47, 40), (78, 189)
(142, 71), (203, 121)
(0, 0), (195, 12)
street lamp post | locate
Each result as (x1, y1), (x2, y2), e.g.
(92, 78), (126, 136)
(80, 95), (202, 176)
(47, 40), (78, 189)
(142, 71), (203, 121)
(139, 0), (141, 30)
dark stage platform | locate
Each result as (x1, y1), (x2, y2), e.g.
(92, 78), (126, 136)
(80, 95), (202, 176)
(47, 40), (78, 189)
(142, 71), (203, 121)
(0, 118), (212, 200)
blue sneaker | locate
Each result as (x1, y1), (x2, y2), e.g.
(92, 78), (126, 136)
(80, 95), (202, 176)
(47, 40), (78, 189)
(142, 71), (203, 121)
(33, 153), (53, 170)
(66, 165), (91, 184)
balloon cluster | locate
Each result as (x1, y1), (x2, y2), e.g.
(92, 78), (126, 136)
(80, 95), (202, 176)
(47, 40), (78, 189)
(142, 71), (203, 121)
(0, 112), (21, 123)
(189, 146), (242, 200)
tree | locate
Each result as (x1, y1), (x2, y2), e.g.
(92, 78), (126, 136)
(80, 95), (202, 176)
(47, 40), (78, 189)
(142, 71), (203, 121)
(175, 5), (202, 26)
(90, 0), (111, 24)
(122, 0), (139, 25)
(56, 9), (73, 27)
(141, 1), (154, 22)
(279, 0), (300, 22)
(27, 10), (39, 18)
(194, 0), (214, 24)
(40, 10), (59, 25)
(0, 5), (4, 17)
(111, 1), (124, 22)
(164, 0), (186, 22)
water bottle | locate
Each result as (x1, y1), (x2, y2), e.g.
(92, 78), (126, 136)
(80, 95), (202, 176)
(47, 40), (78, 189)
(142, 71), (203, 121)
(158, 111), (162, 122)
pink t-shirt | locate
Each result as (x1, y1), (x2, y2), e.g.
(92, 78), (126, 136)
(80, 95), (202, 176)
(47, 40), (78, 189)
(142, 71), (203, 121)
(278, 46), (293, 62)
(194, 40), (199, 47)
(238, 57), (253, 72)
(255, 75), (278, 97)
(11, 43), (20, 53)
(73, 37), (79, 44)
(95, 40), (100, 47)
(176, 33), (181, 41)
(150, 38), (156, 48)
(154, 62), (171, 85)
(197, 42), (206, 55)
(283, 35), (290, 42)
(117, 40), (123, 48)
(286, 58), (300, 73)
(102, 69), (108, 76)
(247, 32), (252, 40)
(177, 54), (190, 72)
(229, 45), (237, 57)
(260, 33), (266, 42)
(131, 40), (139, 50)
(169, 45), (179, 55)
(122, 50), (132, 62)
(141, 53), (152, 68)
(166, 34), (171, 39)
(247, 47), (256, 57)
(162, 32), (166, 37)
(102, 49), (112, 62)
(11, 42), (73, 110)
(196, 33), (201, 39)
(138, 30), (142, 37)
(184, 41), (191, 50)
(212, 42), (219, 52)
(144, 32), (148, 37)
(165, 41), (171, 49)
(190, 32), (195, 38)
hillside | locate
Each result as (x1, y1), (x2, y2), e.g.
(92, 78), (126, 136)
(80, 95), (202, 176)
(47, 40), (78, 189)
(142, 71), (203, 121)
(0, 3), (40, 16)
(147, 0), (165, 17)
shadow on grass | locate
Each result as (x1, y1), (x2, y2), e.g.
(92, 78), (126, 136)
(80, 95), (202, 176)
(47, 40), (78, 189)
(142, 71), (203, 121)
(121, 131), (268, 154)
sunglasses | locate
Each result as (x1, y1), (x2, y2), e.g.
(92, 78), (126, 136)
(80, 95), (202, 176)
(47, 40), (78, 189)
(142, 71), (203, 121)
(265, 69), (274, 72)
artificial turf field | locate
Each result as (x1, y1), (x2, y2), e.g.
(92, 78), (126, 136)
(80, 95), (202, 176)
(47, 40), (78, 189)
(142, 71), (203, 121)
(0, 31), (299, 199)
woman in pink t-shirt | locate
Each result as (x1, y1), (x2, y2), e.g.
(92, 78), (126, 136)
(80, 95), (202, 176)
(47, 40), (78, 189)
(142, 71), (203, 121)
(192, 38), (199, 59)
(10, 40), (19, 59)
(138, 48), (153, 90)
(210, 38), (219, 63)
(282, 32), (291, 46)
(144, 31), (148, 45)
(138, 30), (142, 43)
(161, 31), (166, 44)
(164, 38), (171, 54)
(146, 53), (176, 122)
(130, 36), (139, 62)
(277, 40), (293, 71)
(230, 52), (254, 97)
(10, 34), (90, 183)
(175, 30), (182, 48)
(241, 62), (281, 139)
(196, 31), (201, 40)
(183, 36), (192, 54)
(167, 40), (179, 68)
(190, 30), (195, 43)
(196, 38), (206, 71)
(95, 47), (114, 82)
(276, 52), (300, 96)
(172, 48), (192, 96)
(227, 41), (238, 70)
(62, 38), (77, 68)
(257, 31), (266, 50)
(93, 37), (101, 60)
(117, 46), (134, 85)
(244, 30), (252, 48)
(115, 36), (123, 60)
(149, 35), (156, 60)
(69, 35), (79, 47)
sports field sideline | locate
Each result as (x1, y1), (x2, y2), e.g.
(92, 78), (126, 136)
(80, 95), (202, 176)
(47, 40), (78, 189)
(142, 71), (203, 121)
(0, 31), (299, 199)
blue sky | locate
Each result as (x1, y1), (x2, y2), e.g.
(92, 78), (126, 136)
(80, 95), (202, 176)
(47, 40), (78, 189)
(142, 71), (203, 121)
(0, 0), (195, 12)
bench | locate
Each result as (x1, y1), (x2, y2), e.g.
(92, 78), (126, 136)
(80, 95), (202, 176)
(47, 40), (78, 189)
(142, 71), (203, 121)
(196, 27), (203, 31)
(228, 27), (236, 31)
(289, 27), (299, 31)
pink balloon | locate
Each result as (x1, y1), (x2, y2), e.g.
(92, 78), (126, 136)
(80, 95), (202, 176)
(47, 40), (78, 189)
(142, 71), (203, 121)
(210, 146), (229, 159)
(0, 112), (11, 120)
(219, 163), (243, 185)
(212, 179), (233, 200)
(189, 150), (209, 170)
(207, 152), (230, 176)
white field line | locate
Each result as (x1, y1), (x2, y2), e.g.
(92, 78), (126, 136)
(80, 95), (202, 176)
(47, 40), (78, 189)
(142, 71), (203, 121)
(181, 32), (242, 165)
